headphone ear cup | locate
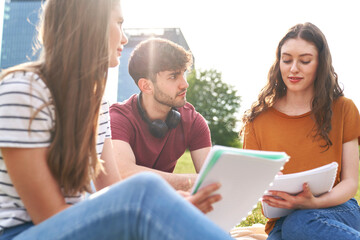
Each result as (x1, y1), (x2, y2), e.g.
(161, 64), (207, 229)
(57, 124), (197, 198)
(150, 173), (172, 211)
(149, 120), (169, 138)
(137, 93), (180, 138)
(166, 109), (181, 129)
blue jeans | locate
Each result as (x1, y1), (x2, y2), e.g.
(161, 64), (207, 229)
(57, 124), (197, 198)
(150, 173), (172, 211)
(267, 198), (360, 240)
(0, 173), (233, 240)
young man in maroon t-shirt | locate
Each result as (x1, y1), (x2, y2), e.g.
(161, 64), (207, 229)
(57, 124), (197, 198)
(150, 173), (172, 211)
(110, 38), (212, 191)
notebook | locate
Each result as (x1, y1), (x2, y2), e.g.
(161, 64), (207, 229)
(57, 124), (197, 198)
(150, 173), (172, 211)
(191, 145), (289, 231)
(262, 162), (338, 218)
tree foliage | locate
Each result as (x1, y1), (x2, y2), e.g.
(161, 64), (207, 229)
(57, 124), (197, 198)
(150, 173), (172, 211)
(186, 69), (242, 147)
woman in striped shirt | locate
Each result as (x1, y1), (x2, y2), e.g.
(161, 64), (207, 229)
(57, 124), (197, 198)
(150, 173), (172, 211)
(0, 0), (232, 239)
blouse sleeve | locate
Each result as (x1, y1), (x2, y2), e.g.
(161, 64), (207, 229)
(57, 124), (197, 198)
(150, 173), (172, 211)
(188, 113), (212, 151)
(342, 99), (360, 143)
(243, 121), (261, 150)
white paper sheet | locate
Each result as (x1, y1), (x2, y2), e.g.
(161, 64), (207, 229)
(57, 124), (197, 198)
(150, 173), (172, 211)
(262, 162), (338, 218)
(191, 145), (289, 231)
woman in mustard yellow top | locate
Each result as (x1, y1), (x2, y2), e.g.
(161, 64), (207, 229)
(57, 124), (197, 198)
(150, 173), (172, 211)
(242, 22), (360, 240)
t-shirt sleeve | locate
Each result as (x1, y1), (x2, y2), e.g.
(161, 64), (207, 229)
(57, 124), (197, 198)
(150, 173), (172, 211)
(188, 113), (211, 151)
(105, 119), (111, 139)
(342, 99), (360, 143)
(109, 104), (134, 144)
(243, 122), (261, 150)
(100, 99), (111, 139)
(0, 72), (54, 148)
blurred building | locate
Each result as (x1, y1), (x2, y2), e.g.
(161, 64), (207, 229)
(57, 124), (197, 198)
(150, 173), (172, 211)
(0, 1), (192, 103)
(1, 0), (42, 69)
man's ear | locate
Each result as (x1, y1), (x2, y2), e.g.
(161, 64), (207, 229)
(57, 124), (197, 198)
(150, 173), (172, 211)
(138, 78), (153, 94)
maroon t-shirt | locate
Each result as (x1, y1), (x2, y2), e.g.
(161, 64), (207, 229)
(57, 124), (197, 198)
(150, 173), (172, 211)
(110, 94), (211, 172)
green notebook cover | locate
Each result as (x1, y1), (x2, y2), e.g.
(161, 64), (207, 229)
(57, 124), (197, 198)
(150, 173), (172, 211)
(192, 148), (288, 193)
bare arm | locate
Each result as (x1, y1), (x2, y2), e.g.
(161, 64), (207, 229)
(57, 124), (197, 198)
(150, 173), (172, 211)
(263, 138), (359, 209)
(112, 139), (197, 191)
(314, 138), (359, 207)
(2, 148), (70, 224)
(112, 140), (222, 213)
(190, 147), (211, 172)
(93, 138), (122, 191)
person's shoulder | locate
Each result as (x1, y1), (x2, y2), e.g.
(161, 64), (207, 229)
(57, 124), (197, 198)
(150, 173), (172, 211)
(334, 96), (350, 104)
(251, 107), (274, 122)
(1, 71), (46, 88)
(100, 97), (110, 114)
(179, 102), (202, 120)
(332, 96), (360, 124)
(1, 71), (51, 100)
(110, 94), (137, 114)
(182, 101), (196, 111)
(109, 95), (140, 125)
(333, 96), (358, 111)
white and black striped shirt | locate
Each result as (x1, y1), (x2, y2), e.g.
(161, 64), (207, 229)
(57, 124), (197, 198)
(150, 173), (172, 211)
(0, 71), (111, 230)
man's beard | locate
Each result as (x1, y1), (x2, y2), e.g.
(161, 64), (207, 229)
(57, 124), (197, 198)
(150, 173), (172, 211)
(153, 86), (186, 108)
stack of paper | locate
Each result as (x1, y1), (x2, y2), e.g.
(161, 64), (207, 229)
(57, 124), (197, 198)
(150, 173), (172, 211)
(191, 145), (289, 231)
(262, 162), (338, 218)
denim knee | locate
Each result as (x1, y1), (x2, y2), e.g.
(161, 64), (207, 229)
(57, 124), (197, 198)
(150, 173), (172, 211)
(89, 172), (167, 208)
(281, 205), (360, 240)
(124, 172), (170, 197)
(282, 209), (314, 239)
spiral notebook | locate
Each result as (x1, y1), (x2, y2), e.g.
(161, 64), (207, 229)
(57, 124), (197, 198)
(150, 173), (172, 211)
(262, 162), (338, 218)
(191, 145), (289, 231)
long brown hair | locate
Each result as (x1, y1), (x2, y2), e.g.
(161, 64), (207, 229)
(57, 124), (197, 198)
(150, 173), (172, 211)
(241, 22), (343, 149)
(1, 0), (117, 194)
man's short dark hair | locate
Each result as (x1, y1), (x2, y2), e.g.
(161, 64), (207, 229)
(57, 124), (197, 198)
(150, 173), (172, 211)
(128, 38), (193, 86)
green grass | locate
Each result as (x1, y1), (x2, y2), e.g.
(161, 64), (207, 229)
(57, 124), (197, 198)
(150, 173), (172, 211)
(175, 150), (360, 227)
(173, 151), (196, 174)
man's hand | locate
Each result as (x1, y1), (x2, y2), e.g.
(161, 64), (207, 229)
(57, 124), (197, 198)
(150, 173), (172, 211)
(178, 183), (222, 214)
